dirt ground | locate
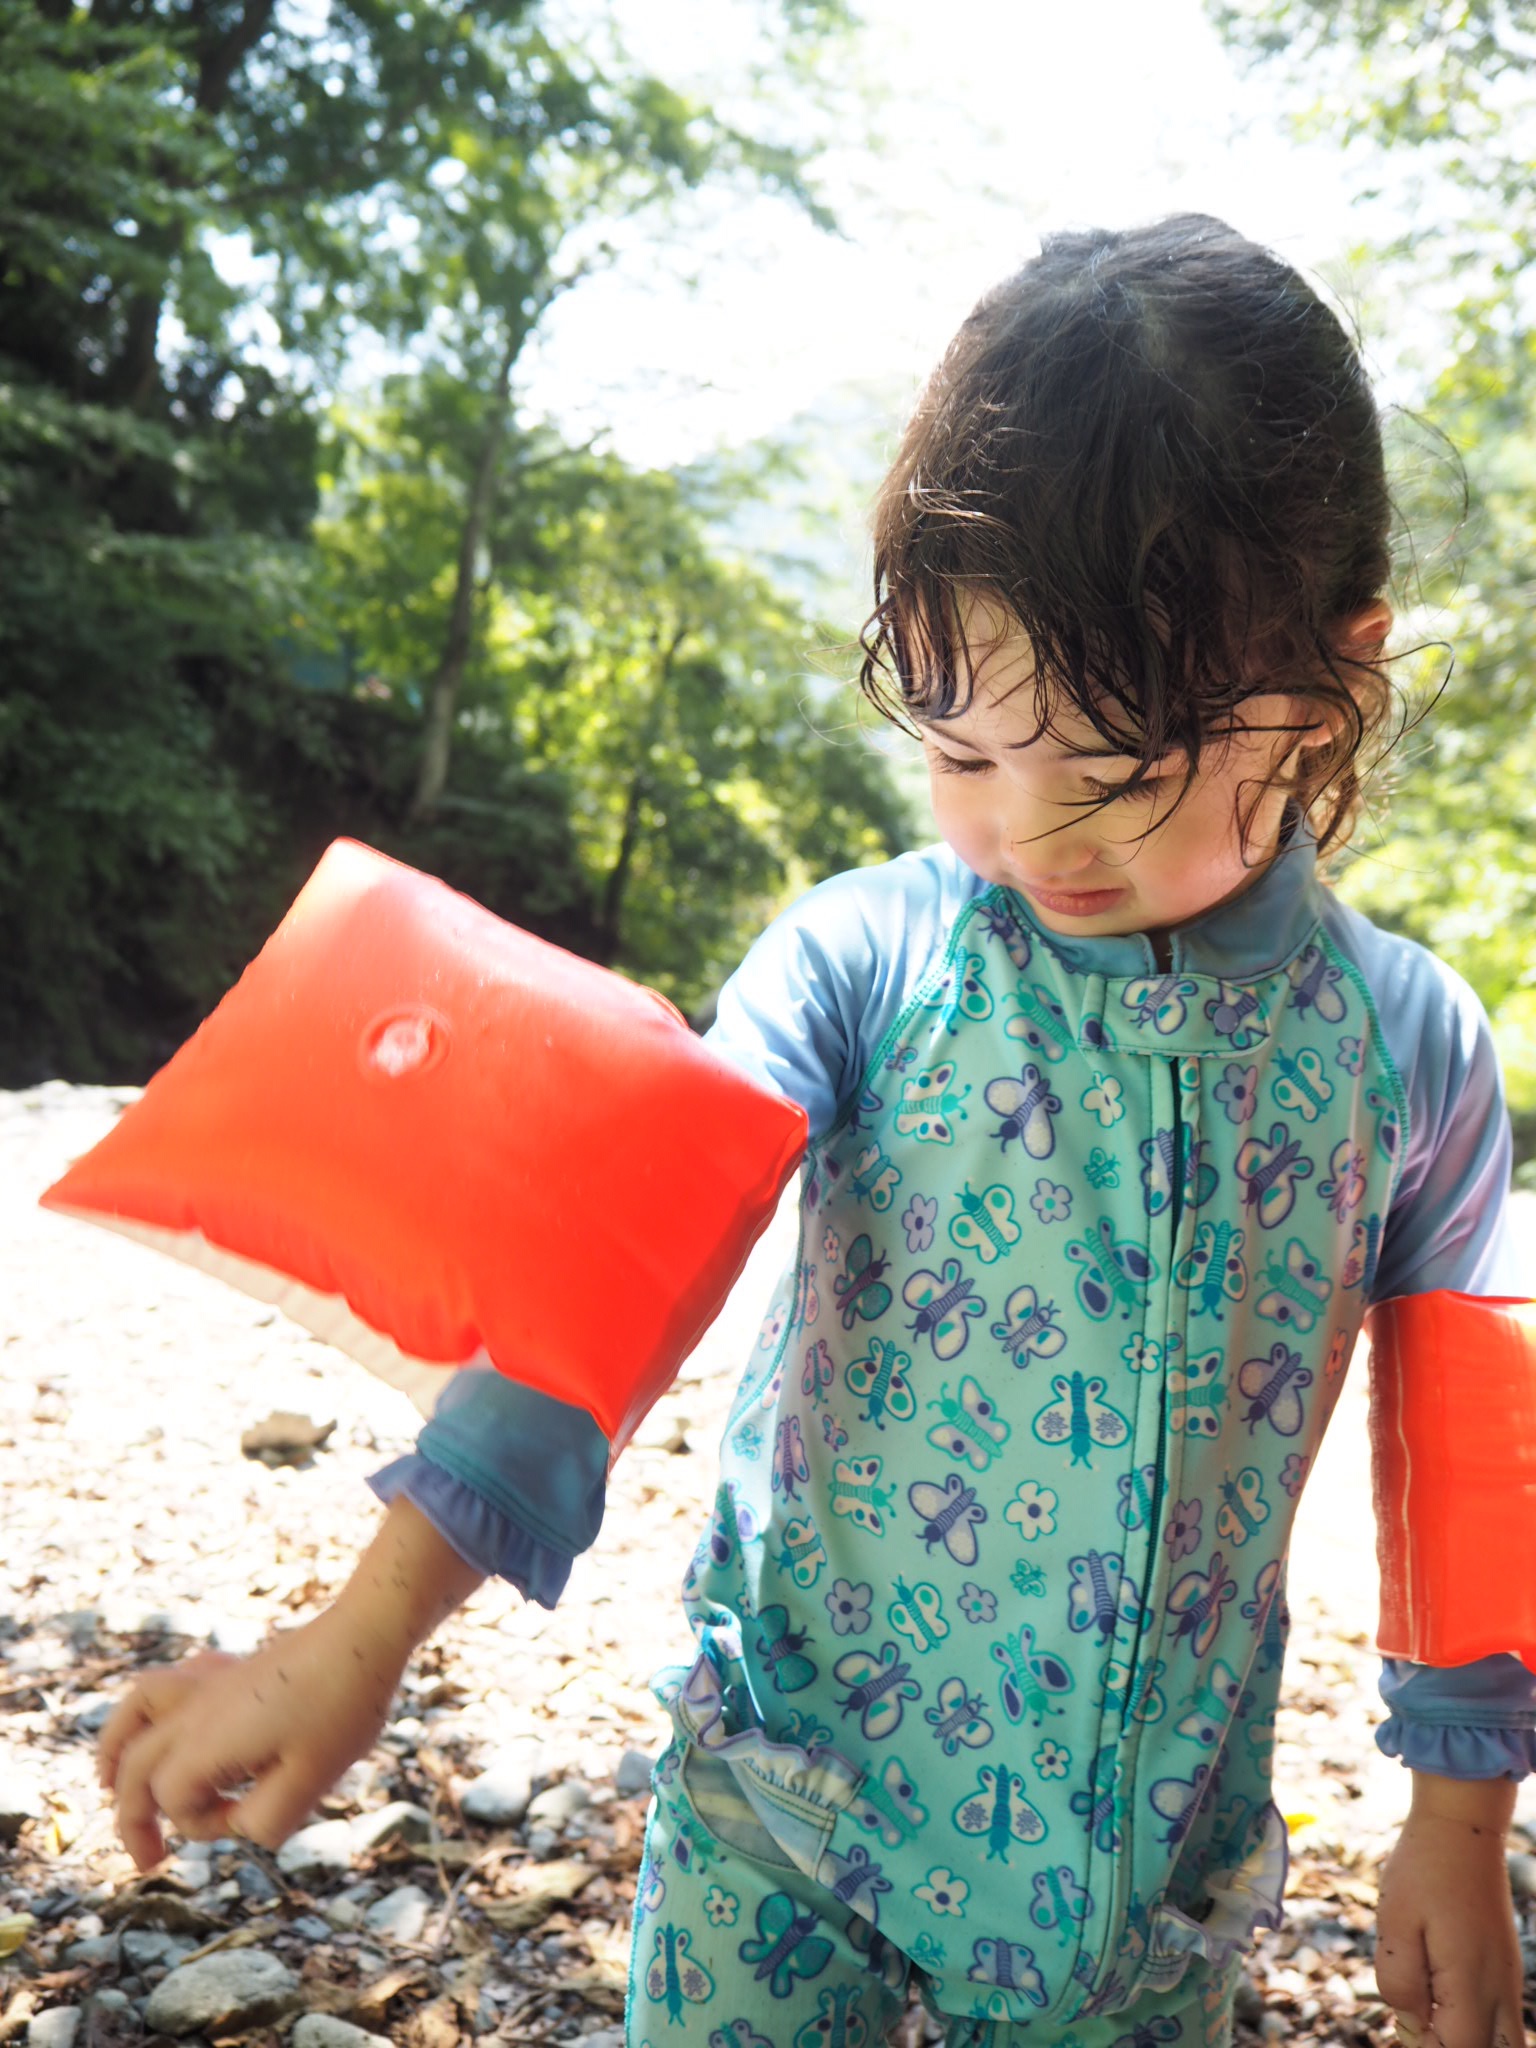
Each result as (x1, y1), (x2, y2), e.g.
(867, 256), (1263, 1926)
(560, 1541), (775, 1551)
(3, 1084), (1534, 2048)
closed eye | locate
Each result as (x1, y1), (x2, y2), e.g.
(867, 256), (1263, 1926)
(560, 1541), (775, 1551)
(928, 750), (992, 777)
(1082, 775), (1169, 804)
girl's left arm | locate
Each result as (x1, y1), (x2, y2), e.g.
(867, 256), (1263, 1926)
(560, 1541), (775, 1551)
(1376, 1770), (1525, 2048)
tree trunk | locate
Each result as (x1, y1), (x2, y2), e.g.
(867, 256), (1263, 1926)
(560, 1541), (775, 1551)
(591, 625), (686, 964)
(409, 326), (521, 821)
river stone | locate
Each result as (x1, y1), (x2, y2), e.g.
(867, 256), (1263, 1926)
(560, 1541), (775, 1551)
(614, 1750), (654, 1798)
(348, 1800), (431, 1856)
(276, 1819), (355, 1878)
(291, 2019), (392, 2048)
(26, 2009), (82, 2048)
(524, 1779), (591, 1831)
(142, 1950), (300, 2035)
(362, 1884), (430, 1944)
(460, 1750), (539, 1826)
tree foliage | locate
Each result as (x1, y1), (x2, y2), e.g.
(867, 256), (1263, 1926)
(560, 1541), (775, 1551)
(0, 0), (909, 1082)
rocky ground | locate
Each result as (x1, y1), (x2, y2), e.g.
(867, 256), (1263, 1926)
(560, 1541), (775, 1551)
(3, 1084), (1534, 2048)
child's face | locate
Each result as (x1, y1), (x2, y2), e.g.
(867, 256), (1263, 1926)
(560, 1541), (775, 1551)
(917, 629), (1317, 946)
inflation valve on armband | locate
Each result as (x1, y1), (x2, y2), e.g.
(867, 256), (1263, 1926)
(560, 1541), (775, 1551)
(1367, 1289), (1536, 1674)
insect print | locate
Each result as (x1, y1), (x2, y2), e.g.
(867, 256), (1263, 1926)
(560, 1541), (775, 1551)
(1203, 979), (1270, 1051)
(926, 1376), (1011, 1469)
(1070, 1744), (1124, 1852)
(1235, 1120), (1314, 1229)
(846, 1084), (885, 1138)
(1031, 1372), (1131, 1467)
(754, 1605), (818, 1694)
(1067, 1548), (1143, 1644)
(832, 1639), (920, 1740)
(804, 1148), (842, 1211)
(1175, 1657), (1253, 1747)
(966, 1937), (1049, 2009)
(1243, 1559), (1290, 1672)
(1342, 1211), (1383, 1293)
(791, 1986), (871, 2048)
(1116, 1461), (1158, 1532)
(845, 1336), (917, 1430)
(1029, 1864), (1092, 1947)
(738, 1892), (835, 1999)
(644, 1923), (716, 2022)
(834, 1235), (893, 1330)
(992, 1622), (1074, 1726)
(1148, 1762), (1214, 1845)
(1168, 1550), (1237, 1658)
(772, 1415), (809, 1500)
(1318, 1137), (1368, 1222)
(949, 1181), (1022, 1263)
(707, 1481), (758, 1569)
(978, 899), (1033, 972)
(848, 1143), (901, 1212)
(888, 1577), (949, 1655)
(1103, 1653), (1167, 1725)
(1173, 1219), (1247, 1320)
(1237, 1341), (1313, 1436)
(903, 1258), (985, 1360)
(990, 1284), (1068, 1369)
(1065, 1217), (1154, 1321)
(1255, 1236), (1332, 1333)
(775, 1514), (828, 1589)
(802, 1338), (834, 1406)
(907, 1472), (987, 1564)
(1271, 1046), (1335, 1124)
(1288, 943), (1348, 1024)
(924, 1674), (994, 1755)
(1167, 1350), (1226, 1437)
(823, 1411), (849, 1452)
(924, 949), (994, 1035)
(984, 1062), (1062, 1157)
(952, 1764), (1047, 1862)
(792, 1261), (820, 1325)
(820, 1843), (893, 1922)
(1122, 973), (1201, 1035)
(851, 1755), (929, 1849)
(1139, 1126), (1218, 1218)
(831, 1456), (896, 1534)
(1084, 1145), (1121, 1189)
(885, 1041), (918, 1073)
(1003, 982), (1072, 1063)
(1365, 1085), (1402, 1164)
(894, 1063), (972, 1145)
(1214, 1467), (1270, 1548)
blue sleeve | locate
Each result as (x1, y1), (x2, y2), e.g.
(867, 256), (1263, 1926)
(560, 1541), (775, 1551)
(1330, 904), (1534, 1772)
(367, 1369), (609, 1611)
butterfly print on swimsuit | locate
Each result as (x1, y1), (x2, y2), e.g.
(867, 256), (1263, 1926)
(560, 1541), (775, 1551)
(738, 1893), (835, 1999)
(1003, 982), (1071, 1063)
(834, 1235), (892, 1330)
(844, 1336), (917, 1429)
(644, 1924), (716, 2022)
(1254, 1237), (1332, 1333)
(1173, 1219), (1247, 1320)
(907, 1472), (987, 1564)
(1122, 974), (1201, 1035)
(983, 1063), (1062, 1157)
(1235, 1121), (1314, 1229)
(894, 1063), (972, 1145)
(851, 1754), (929, 1849)
(1070, 1744), (1124, 1852)
(1270, 1046), (1335, 1124)
(992, 1622), (1073, 1725)
(1139, 1126), (1218, 1218)
(1214, 1467), (1270, 1547)
(1203, 979), (1271, 1051)
(990, 1285), (1068, 1369)
(923, 949), (994, 1035)
(903, 1258), (985, 1360)
(1238, 1341), (1313, 1436)
(949, 1181), (1022, 1263)
(887, 1577), (949, 1655)
(926, 1376), (1011, 1468)
(1287, 943), (1348, 1024)
(1065, 1218), (1154, 1321)
(1168, 1550), (1237, 1657)
(924, 1673), (994, 1754)
(1148, 1762), (1214, 1845)
(831, 1456), (896, 1535)
(772, 1414), (809, 1500)
(1029, 1864), (1092, 1947)
(848, 1143), (901, 1212)
(1066, 1547), (1143, 1644)
(1031, 1372), (1131, 1467)
(754, 1604), (817, 1693)
(819, 1842), (893, 1921)
(952, 1763), (1047, 1862)
(833, 1640), (921, 1739)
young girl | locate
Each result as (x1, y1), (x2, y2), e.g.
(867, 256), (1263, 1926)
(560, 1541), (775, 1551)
(98, 216), (1535, 2048)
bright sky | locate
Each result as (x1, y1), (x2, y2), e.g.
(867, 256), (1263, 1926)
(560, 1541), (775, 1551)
(517, 0), (1392, 470)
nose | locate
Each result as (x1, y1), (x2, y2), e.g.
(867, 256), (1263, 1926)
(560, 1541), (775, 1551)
(1004, 830), (1105, 887)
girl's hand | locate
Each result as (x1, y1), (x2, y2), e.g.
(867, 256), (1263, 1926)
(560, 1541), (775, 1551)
(1376, 1774), (1527, 2048)
(96, 1607), (406, 1873)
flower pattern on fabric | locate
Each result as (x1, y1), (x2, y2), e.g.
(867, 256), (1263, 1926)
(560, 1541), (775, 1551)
(825, 1579), (873, 1635)
(1005, 1481), (1058, 1541)
(822, 1226), (842, 1261)
(914, 1867), (970, 1916)
(1031, 1179), (1074, 1225)
(901, 1193), (938, 1253)
(703, 1885), (740, 1927)
(1034, 1739), (1071, 1778)
(1279, 1453), (1310, 1498)
(1214, 1062), (1260, 1125)
(1336, 1035), (1365, 1076)
(758, 1304), (787, 1351)
(958, 1582), (997, 1625)
(1121, 1333), (1163, 1375)
(1163, 1499), (1203, 1561)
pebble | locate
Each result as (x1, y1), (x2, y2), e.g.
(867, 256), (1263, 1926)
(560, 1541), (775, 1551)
(525, 1826), (560, 1859)
(276, 1818), (355, 1879)
(234, 1859), (280, 1902)
(62, 1933), (120, 1967)
(349, 1799), (432, 1855)
(614, 1749), (654, 1798)
(26, 2009), (81, 2048)
(85, 1990), (129, 2016)
(525, 1779), (592, 1831)
(143, 1950), (300, 2036)
(363, 1884), (431, 1944)
(291, 1914), (333, 1941)
(460, 1747), (541, 1826)
(291, 2019), (392, 2048)
(122, 1929), (196, 1970)
(323, 1897), (365, 1931)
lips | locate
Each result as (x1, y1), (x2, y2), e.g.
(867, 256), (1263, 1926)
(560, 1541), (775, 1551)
(1019, 883), (1128, 916)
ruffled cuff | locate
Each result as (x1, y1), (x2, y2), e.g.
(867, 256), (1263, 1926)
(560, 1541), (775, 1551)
(1375, 1654), (1536, 1781)
(367, 1368), (610, 1611)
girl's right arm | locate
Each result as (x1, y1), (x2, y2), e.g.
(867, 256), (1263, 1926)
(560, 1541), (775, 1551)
(98, 1496), (484, 1872)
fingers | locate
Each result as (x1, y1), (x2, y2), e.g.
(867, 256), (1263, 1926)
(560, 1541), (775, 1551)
(95, 1655), (258, 1873)
(1376, 1925), (1432, 2038)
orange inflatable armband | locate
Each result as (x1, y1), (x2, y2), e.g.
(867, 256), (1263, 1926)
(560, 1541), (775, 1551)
(1367, 1289), (1536, 1673)
(41, 840), (807, 1453)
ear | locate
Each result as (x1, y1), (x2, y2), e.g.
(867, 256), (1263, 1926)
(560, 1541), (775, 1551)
(1293, 600), (1394, 750)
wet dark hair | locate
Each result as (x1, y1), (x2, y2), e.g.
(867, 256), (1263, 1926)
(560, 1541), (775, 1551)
(859, 213), (1395, 856)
